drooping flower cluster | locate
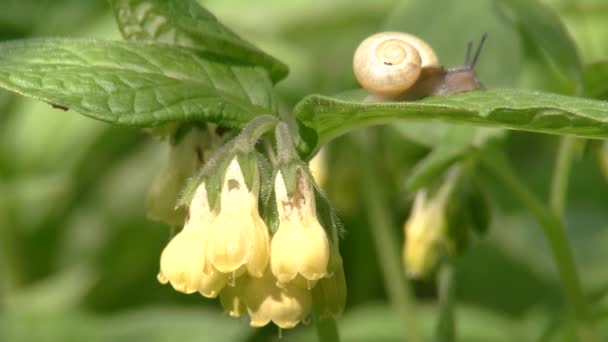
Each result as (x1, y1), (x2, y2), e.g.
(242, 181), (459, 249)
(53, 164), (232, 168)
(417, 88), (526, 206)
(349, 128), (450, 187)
(158, 150), (345, 329)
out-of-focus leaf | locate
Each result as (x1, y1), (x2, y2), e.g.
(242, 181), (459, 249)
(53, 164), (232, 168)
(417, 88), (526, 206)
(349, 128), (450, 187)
(0, 38), (279, 127)
(406, 127), (475, 191)
(294, 89), (608, 156)
(466, 183), (492, 237)
(516, 26), (577, 95)
(1, 307), (250, 342)
(494, 0), (582, 86)
(109, 0), (288, 83)
(289, 303), (530, 341)
(583, 61), (608, 100)
(383, 0), (522, 88)
(4, 266), (94, 314)
(0, 0), (107, 37)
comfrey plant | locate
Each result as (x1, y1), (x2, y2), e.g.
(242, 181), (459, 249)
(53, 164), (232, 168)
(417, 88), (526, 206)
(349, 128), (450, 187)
(157, 118), (345, 328)
(2, 0), (608, 340)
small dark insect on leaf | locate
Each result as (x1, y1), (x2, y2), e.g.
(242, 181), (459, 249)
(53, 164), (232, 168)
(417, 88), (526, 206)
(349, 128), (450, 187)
(50, 103), (69, 111)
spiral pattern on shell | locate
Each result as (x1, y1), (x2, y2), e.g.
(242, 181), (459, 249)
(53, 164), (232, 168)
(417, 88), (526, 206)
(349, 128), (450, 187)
(353, 32), (439, 96)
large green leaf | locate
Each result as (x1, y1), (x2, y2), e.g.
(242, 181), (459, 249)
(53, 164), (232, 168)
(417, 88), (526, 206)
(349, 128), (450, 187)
(294, 89), (608, 154)
(583, 61), (608, 100)
(109, 0), (288, 83)
(0, 38), (278, 127)
(494, 0), (582, 86)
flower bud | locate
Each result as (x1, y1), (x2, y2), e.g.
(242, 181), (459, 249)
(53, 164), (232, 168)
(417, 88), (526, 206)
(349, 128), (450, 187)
(206, 157), (270, 278)
(245, 269), (312, 329)
(403, 189), (448, 278)
(147, 126), (212, 227)
(158, 182), (222, 294)
(270, 169), (330, 288)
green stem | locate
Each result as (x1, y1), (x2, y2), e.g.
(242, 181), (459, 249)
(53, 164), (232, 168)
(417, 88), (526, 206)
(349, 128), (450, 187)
(0, 199), (20, 302)
(435, 263), (456, 342)
(549, 137), (579, 218)
(356, 133), (421, 342)
(314, 315), (340, 342)
(480, 152), (594, 340)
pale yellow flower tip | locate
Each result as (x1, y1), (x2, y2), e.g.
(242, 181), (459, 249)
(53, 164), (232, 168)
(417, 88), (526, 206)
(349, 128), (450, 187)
(246, 270), (312, 329)
(207, 158), (270, 278)
(271, 171), (330, 287)
(158, 183), (216, 294)
(198, 268), (229, 299)
(403, 190), (447, 278)
(313, 254), (347, 319)
(159, 226), (207, 294)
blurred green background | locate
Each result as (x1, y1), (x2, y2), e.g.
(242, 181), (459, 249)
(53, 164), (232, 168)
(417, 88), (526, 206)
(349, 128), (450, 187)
(1, 0), (607, 341)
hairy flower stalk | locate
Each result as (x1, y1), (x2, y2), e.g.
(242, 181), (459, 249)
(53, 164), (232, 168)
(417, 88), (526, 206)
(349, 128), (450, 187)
(206, 157), (270, 279)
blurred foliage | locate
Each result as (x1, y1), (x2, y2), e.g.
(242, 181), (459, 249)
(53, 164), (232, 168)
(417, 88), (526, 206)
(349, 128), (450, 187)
(0, 0), (607, 341)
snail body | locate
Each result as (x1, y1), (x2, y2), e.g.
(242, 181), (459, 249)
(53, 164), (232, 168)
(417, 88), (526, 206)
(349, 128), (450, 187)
(353, 32), (486, 101)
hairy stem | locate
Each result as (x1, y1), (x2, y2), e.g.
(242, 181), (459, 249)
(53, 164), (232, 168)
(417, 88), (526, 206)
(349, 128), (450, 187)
(480, 152), (594, 340)
(356, 133), (421, 342)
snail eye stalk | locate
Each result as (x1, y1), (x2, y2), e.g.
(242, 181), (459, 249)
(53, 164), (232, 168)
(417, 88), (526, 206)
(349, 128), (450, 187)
(469, 32), (488, 68)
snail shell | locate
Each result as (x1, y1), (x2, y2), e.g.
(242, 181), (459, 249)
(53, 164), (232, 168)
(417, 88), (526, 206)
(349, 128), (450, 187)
(353, 32), (486, 101)
(353, 32), (440, 97)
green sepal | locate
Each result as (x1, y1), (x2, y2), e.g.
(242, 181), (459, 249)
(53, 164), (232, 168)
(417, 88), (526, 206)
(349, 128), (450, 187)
(463, 179), (492, 237)
(261, 180), (280, 235)
(176, 139), (235, 211)
(314, 182), (343, 247)
(236, 152), (259, 194)
(176, 116), (277, 211)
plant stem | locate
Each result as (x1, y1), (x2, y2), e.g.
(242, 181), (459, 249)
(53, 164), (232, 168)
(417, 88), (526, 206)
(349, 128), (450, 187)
(480, 152), (594, 340)
(549, 137), (579, 218)
(314, 315), (340, 342)
(435, 263), (456, 342)
(356, 133), (421, 342)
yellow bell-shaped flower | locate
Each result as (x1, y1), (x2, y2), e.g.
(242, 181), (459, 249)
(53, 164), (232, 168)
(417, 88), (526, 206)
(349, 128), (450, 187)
(403, 189), (448, 278)
(271, 170), (330, 288)
(206, 158), (270, 278)
(245, 269), (312, 329)
(158, 183), (222, 294)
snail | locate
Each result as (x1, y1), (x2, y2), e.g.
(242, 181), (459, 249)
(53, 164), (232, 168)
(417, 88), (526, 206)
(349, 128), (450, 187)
(353, 32), (487, 101)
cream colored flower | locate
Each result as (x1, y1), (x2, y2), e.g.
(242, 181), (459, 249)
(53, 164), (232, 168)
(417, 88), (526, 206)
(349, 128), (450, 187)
(271, 170), (330, 288)
(403, 189), (447, 278)
(158, 183), (224, 295)
(245, 269), (312, 329)
(206, 158), (270, 278)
